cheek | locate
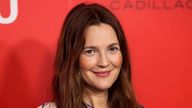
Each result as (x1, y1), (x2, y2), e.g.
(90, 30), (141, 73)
(79, 55), (98, 71)
(109, 52), (123, 67)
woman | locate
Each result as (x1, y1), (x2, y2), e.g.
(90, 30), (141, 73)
(39, 3), (143, 108)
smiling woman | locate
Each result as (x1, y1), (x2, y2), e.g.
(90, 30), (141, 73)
(79, 23), (123, 96)
(38, 3), (143, 108)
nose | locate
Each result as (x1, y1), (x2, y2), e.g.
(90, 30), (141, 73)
(97, 52), (109, 68)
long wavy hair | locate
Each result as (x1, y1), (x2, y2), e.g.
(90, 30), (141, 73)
(52, 3), (139, 108)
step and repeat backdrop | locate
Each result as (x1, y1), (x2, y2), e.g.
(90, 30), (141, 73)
(0, 0), (192, 108)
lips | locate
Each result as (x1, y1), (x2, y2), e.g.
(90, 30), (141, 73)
(92, 71), (111, 77)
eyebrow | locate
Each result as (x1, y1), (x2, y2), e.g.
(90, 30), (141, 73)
(83, 43), (120, 49)
(108, 43), (120, 48)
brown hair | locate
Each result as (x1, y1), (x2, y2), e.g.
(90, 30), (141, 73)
(52, 3), (139, 108)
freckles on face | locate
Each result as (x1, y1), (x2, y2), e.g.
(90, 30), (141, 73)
(79, 23), (123, 91)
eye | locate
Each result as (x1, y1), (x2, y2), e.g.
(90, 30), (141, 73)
(83, 49), (95, 56)
(109, 46), (119, 53)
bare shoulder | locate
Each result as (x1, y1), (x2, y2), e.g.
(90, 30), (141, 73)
(37, 102), (56, 108)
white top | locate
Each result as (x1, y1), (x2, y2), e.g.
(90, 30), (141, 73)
(37, 102), (56, 108)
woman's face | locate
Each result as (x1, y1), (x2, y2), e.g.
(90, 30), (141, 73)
(79, 23), (123, 91)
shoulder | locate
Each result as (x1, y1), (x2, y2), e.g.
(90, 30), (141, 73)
(37, 102), (56, 108)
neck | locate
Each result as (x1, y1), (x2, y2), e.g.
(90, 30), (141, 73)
(83, 87), (108, 108)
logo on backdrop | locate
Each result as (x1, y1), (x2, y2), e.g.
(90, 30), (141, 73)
(110, 0), (192, 10)
(0, 0), (191, 24)
(0, 0), (18, 24)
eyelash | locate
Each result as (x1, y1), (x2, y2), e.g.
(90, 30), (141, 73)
(109, 47), (119, 52)
(84, 49), (95, 56)
(83, 46), (120, 56)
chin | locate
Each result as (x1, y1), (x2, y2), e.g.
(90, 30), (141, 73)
(95, 83), (113, 91)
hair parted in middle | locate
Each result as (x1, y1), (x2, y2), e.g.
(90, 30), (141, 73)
(52, 3), (138, 108)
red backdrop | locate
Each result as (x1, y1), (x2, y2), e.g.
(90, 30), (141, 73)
(1, 0), (192, 108)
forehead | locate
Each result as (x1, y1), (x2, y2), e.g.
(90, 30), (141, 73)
(84, 23), (119, 46)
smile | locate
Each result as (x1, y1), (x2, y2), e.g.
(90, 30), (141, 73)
(92, 71), (111, 77)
